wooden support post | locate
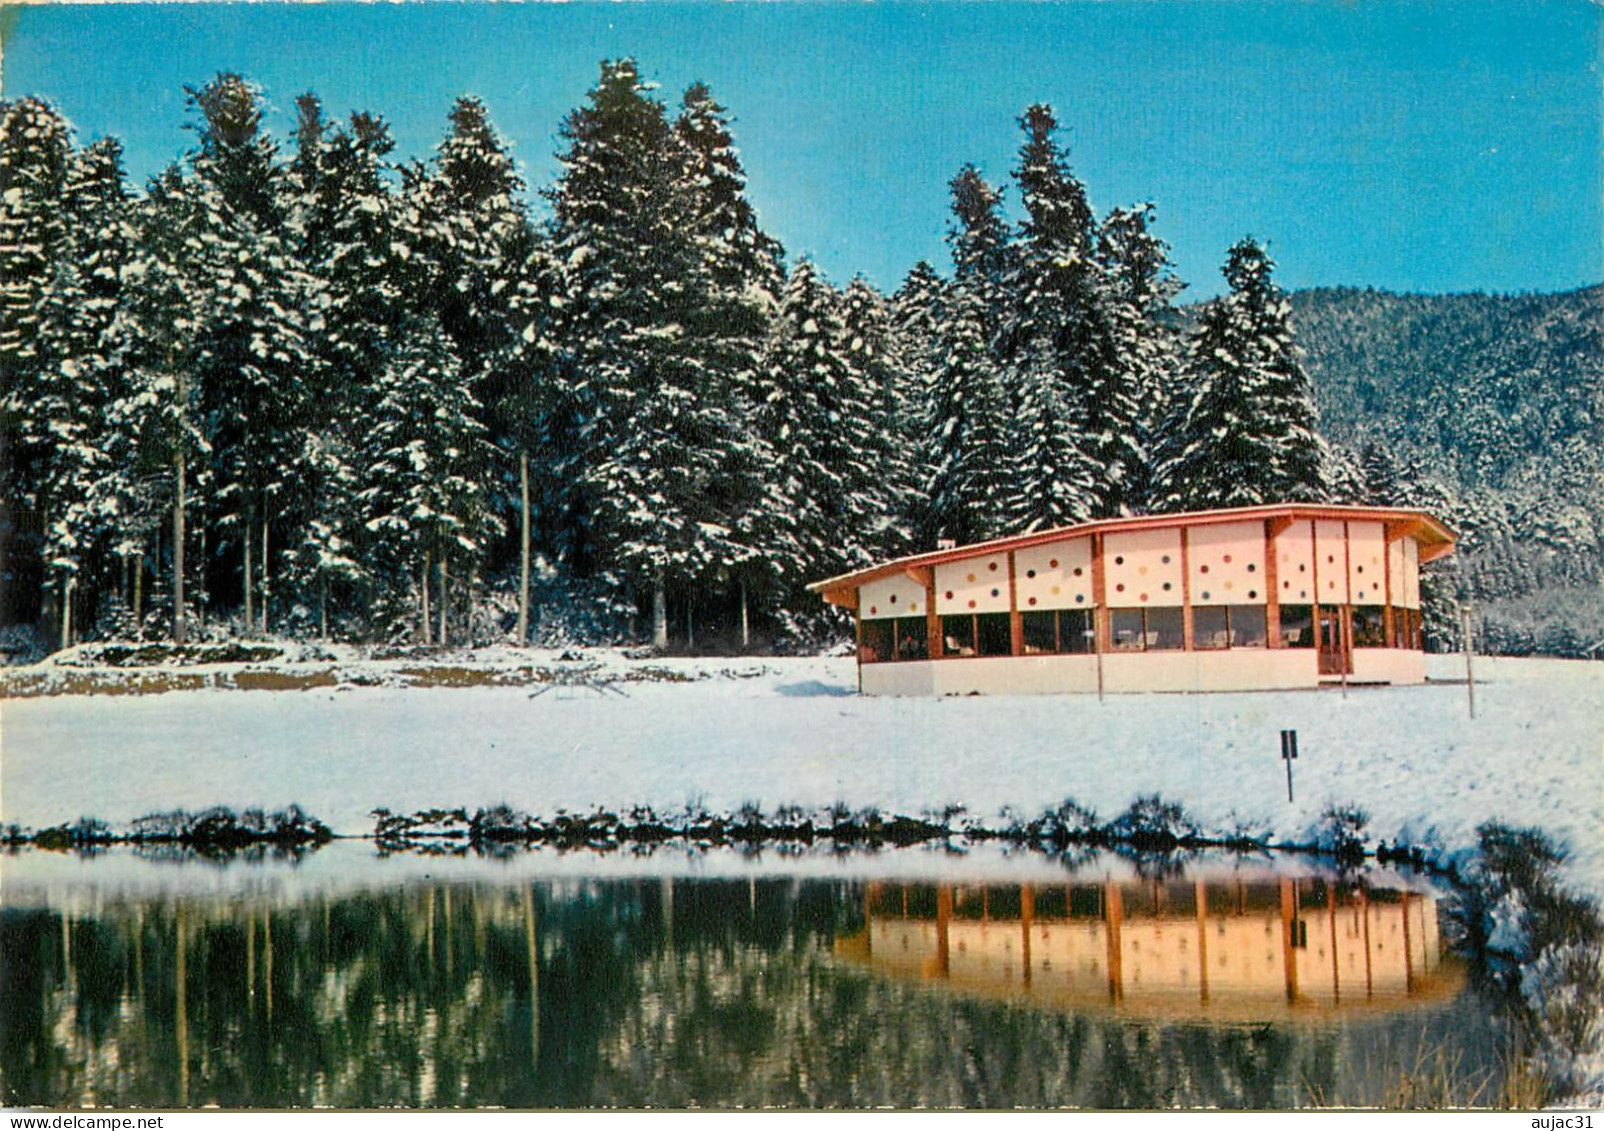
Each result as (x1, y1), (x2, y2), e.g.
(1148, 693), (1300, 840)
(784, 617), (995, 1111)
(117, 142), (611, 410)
(1361, 886), (1374, 997)
(1195, 877), (1210, 1005)
(1092, 534), (1108, 701)
(1280, 877), (1301, 1004)
(1007, 552), (1023, 656)
(1265, 519), (1283, 648)
(1341, 522), (1353, 695)
(936, 885), (952, 977)
(1020, 884), (1034, 987)
(1461, 603), (1476, 719)
(1180, 528), (1194, 652)
(1104, 880), (1123, 1002)
(1401, 891), (1415, 993)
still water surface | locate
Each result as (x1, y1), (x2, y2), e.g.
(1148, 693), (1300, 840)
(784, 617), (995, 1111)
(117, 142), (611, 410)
(0, 846), (1507, 1108)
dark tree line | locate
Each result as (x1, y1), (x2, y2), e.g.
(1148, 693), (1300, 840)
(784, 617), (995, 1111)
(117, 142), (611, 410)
(1, 63), (1336, 654)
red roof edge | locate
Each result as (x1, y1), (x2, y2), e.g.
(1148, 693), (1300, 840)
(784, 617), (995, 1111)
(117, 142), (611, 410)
(807, 503), (1457, 594)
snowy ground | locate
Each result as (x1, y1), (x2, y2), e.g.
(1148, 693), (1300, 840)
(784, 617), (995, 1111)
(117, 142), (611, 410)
(3, 652), (1601, 894)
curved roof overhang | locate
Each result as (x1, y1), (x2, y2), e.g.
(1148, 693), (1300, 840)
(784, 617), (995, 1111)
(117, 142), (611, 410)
(809, 504), (1456, 607)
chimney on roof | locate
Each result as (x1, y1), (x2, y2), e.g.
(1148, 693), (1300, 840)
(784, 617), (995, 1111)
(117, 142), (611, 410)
(936, 538), (957, 551)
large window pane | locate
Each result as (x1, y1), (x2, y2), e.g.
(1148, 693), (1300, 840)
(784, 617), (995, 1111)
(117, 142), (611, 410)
(1061, 608), (1095, 654)
(894, 617), (928, 661)
(941, 615), (975, 657)
(1280, 604), (1315, 648)
(1022, 611), (1056, 654)
(977, 612), (1012, 656)
(1193, 606), (1229, 649)
(1147, 607), (1184, 650)
(860, 619), (894, 664)
(1233, 606), (1267, 648)
(1352, 605), (1386, 648)
(1111, 609), (1145, 651)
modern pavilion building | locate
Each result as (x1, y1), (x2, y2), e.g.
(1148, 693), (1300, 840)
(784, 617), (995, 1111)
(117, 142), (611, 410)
(809, 504), (1456, 696)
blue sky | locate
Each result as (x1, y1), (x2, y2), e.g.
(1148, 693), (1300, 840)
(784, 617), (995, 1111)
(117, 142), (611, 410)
(4, 1), (1600, 298)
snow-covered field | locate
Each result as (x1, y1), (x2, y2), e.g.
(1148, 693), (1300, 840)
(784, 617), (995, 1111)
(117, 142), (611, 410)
(3, 652), (1601, 893)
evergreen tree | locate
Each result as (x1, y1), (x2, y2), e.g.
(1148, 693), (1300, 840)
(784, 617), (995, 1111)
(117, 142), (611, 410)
(545, 59), (753, 645)
(289, 103), (406, 634)
(180, 74), (321, 632)
(946, 164), (1013, 346)
(359, 313), (498, 643)
(1097, 202), (1184, 511)
(840, 276), (912, 558)
(921, 281), (1015, 545)
(0, 97), (75, 626)
(671, 80), (787, 640)
(1157, 238), (1327, 510)
(757, 260), (884, 585)
(1007, 105), (1128, 520)
(35, 138), (139, 642)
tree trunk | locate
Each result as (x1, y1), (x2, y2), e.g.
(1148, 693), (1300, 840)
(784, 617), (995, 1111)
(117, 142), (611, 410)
(260, 516), (270, 635)
(59, 576), (73, 651)
(197, 522), (207, 631)
(420, 552), (432, 645)
(686, 594), (694, 652)
(173, 448), (187, 645)
(438, 556), (449, 647)
(740, 581), (750, 651)
(320, 577), (328, 642)
(518, 449), (531, 645)
(133, 551), (144, 631)
(243, 514), (254, 636)
(652, 568), (668, 651)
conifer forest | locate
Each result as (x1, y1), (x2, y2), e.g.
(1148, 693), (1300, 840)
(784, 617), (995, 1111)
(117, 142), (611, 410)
(2, 63), (1600, 657)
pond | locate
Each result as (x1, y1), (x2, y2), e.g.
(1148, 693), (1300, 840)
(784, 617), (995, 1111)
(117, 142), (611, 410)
(0, 844), (1513, 1109)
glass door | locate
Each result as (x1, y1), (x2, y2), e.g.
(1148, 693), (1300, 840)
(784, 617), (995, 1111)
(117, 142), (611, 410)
(1317, 607), (1352, 676)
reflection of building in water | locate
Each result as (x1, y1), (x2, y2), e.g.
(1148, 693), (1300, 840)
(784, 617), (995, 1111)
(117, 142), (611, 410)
(837, 874), (1458, 1023)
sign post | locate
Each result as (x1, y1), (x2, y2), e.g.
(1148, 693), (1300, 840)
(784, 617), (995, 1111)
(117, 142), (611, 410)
(1461, 602), (1476, 719)
(1280, 729), (1298, 803)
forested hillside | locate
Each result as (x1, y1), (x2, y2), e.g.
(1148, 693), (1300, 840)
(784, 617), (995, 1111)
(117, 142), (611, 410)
(1290, 286), (1604, 657)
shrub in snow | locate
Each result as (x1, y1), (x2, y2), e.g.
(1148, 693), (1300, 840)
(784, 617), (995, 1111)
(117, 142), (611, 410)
(1023, 799), (1103, 845)
(129, 805), (331, 847)
(1107, 794), (1200, 850)
(1520, 941), (1604, 1104)
(1311, 803), (1370, 866)
(1447, 821), (1604, 1105)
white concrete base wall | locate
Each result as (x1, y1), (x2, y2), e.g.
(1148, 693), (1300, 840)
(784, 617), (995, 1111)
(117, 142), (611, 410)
(860, 649), (1331, 696)
(861, 655), (1100, 697)
(1102, 649), (1315, 693)
(1351, 648), (1426, 685)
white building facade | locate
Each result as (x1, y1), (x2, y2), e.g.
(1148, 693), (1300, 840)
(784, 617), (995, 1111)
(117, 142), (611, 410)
(810, 505), (1456, 696)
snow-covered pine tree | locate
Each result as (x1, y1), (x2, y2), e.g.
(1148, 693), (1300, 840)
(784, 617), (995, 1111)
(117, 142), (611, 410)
(1097, 202), (1184, 512)
(117, 165), (213, 642)
(34, 138), (140, 644)
(1007, 104), (1126, 522)
(180, 74), (321, 634)
(286, 101), (405, 636)
(840, 277), (913, 559)
(358, 312), (498, 644)
(946, 164), (1013, 348)
(545, 60), (756, 647)
(0, 97), (75, 627)
(756, 259), (889, 590)
(888, 260), (947, 544)
(405, 96), (527, 406)
(921, 279), (1016, 545)
(671, 81), (787, 642)
(1157, 238), (1327, 510)
(1359, 436), (1403, 506)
